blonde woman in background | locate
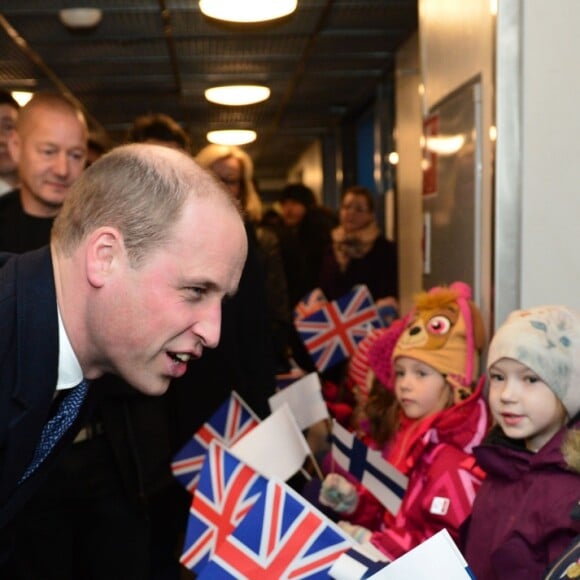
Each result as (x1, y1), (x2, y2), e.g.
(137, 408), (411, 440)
(195, 144), (293, 375)
(196, 144), (261, 221)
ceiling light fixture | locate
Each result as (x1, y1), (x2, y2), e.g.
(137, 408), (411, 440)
(11, 91), (34, 106)
(425, 134), (466, 156)
(205, 85), (271, 106)
(199, 0), (297, 23)
(59, 8), (103, 29)
(207, 130), (257, 146)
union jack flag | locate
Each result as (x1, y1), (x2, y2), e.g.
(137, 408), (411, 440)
(171, 391), (260, 492)
(180, 441), (268, 574)
(294, 288), (328, 320)
(295, 284), (384, 372)
(197, 478), (354, 579)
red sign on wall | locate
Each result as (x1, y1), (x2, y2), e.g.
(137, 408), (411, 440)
(422, 114), (439, 197)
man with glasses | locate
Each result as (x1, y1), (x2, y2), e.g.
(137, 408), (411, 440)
(0, 91), (19, 197)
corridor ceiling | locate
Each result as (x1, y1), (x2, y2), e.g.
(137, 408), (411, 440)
(0, 0), (418, 185)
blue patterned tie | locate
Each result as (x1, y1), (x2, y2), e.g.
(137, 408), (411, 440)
(18, 380), (89, 484)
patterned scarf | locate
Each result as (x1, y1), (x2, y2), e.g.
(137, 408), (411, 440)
(331, 220), (380, 272)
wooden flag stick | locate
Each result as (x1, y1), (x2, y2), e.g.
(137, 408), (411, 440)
(307, 451), (325, 480)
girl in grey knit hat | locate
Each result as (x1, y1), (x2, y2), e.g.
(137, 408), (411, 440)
(464, 305), (580, 580)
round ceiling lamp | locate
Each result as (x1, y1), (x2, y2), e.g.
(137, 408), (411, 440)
(199, 0), (297, 23)
(59, 8), (103, 29)
(205, 85), (271, 106)
(207, 130), (257, 146)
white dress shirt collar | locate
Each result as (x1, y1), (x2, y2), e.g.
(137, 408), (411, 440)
(56, 307), (83, 391)
(0, 178), (15, 197)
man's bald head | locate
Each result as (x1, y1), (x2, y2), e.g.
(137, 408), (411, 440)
(16, 92), (87, 136)
(52, 143), (243, 266)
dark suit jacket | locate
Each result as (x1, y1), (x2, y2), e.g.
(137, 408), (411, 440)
(0, 247), (91, 531)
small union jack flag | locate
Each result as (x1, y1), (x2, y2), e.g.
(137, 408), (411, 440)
(180, 441), (268, 574)
(295, 284), (384, 372)
(171, 391), (260, 492)
(196, 478), (353, 579)
(294, 288), (328, 320)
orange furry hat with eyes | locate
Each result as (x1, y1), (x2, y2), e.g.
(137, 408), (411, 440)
(369, 281), (486, 403)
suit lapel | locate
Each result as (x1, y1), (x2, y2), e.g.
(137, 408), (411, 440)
(1, 247), (59, 496)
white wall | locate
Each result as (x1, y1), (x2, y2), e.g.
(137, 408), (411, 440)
(517, 0), (580, 312)
(394, 33), (424, 315)
(494, 0), (580, 328)
(415, 0), (495, 332)
(420, 0), (495, 114)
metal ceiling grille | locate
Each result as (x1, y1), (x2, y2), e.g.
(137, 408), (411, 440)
(0, 0), (417, 185)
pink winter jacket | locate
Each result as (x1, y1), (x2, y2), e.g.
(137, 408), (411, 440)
(348, 377), (490, 559)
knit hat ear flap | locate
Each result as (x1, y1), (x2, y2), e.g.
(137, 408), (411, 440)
(347, 327), (389, 396)
(367, 314), (411, 390)
(446, 281), (486, 394)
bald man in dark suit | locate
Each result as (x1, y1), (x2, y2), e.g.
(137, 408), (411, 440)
(0, 143), (247, 567)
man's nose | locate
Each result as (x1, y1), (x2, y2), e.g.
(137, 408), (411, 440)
(192, 299), (222, 349)
(53, 151), (70, 176)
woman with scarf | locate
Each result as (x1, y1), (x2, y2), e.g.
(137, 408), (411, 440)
(319, 185), (398, 305)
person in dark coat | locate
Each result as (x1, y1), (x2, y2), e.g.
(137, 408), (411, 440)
(319, 185), (398, 305)
(275, 183), (336, 373)
(463, 306), (580, 580)
(0, 144), (247, 578)
(0, 90), (19, 196)
(195, 143), (292, 375)
(277, 183), (336, 309)
(0, 91), (87, 253)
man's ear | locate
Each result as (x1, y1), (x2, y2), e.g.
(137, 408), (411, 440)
(85, 227), (124, 288)
(7, 130), (20, 164)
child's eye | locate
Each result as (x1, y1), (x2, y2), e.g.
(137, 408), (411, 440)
(489, 372), (504, 381)
(427, 315), (451, 335)
(524, 375), (539, 384)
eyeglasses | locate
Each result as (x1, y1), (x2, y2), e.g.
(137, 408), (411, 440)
(340, 203), (369, 213)
(219, 176), (242, 187)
